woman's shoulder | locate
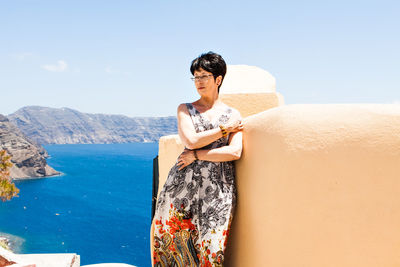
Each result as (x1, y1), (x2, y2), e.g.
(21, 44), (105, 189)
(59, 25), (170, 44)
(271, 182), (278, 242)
(178, 103), (189, 108)
(180, 101), (202, 114)
(177, 103), (193, 115)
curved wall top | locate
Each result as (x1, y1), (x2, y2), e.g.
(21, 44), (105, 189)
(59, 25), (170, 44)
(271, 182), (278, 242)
(220, 65), (276, 94)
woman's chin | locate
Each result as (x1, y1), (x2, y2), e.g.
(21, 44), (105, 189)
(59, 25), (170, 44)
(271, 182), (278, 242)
(197, 89), (207, 95)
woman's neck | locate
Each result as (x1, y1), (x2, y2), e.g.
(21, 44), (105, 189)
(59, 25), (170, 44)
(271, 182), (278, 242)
(198, 97), (219, 110)
(198, 93), (219, 110)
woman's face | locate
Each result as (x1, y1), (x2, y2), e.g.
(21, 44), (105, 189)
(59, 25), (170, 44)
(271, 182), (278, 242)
(193, 68), (221, 97)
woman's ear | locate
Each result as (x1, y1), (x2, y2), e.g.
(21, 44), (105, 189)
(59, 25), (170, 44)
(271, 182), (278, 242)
(216, 75), (222, 86)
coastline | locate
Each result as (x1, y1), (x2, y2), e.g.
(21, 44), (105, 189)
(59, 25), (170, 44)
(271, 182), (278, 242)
(0, 233), (24, 254)
(12, 171), (65, 181)
(0, 236), (11, 251)
(0, 143), (157, 265)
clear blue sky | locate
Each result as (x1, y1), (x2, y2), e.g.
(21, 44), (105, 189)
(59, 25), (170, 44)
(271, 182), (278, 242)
(1, 0), (399, 117)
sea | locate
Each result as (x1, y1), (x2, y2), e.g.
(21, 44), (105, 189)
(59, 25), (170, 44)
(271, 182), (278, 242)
(0, 143), (159, 267)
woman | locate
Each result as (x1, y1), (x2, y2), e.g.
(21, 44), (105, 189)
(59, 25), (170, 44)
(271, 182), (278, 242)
(152, 52), (243, 267)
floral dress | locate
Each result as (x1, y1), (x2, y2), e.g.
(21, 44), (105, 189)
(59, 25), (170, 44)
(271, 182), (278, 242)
(153, 103), (239, 267)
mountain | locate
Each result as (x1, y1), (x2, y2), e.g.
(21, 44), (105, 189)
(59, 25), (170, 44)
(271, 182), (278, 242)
(7, 106), (178, 144)
(0, 114), (60, 179)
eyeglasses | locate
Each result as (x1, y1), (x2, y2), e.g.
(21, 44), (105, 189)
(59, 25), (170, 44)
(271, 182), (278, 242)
(190, 74), (214, 82)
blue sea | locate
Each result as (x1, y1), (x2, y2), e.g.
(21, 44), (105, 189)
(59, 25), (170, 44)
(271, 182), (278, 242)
(0, 143), (158, 267)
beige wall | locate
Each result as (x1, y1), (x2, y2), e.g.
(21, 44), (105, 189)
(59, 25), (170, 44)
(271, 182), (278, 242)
(220, 93), (284, 118)
(157, 134), (184, 198)
(225, 104), (400, 266)
(155, 103), (400, 266)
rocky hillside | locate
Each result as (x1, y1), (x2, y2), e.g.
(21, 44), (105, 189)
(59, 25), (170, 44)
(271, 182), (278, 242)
(0, 114), (60, 179)
(8, 106), (178, 144)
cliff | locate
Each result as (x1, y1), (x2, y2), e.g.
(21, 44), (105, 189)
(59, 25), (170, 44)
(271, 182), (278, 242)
(0, 114), (60, 180)
(8, 106), (178, 144)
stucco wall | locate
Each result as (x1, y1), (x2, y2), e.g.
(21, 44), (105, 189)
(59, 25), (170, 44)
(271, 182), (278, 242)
(157, 134), (184, 198)
(155, 103), (400, 266)
(220, 93), (284, 118)
(224, 104), (400, 266)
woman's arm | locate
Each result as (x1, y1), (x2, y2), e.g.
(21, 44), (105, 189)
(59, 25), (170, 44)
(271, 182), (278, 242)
(197, 131), (242, 162)
(177, 104), (242, 150)
(177, 130), (243, 170)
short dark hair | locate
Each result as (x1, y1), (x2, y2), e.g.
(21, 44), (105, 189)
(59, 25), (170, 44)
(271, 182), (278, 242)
(190, 52), (227, 93)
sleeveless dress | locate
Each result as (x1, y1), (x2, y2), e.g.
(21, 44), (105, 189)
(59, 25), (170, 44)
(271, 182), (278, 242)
(153, 103), (238, 267)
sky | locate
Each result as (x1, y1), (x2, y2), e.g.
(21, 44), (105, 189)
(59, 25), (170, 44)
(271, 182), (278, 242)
(1, 0), (399, 117)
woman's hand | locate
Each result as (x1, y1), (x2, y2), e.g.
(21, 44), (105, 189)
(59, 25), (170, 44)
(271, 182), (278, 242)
(177, 148), (196, 170)
(223, 118), (244, 134)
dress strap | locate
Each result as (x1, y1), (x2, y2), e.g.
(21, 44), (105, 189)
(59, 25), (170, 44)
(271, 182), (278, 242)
(185, 103), (197, 117)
